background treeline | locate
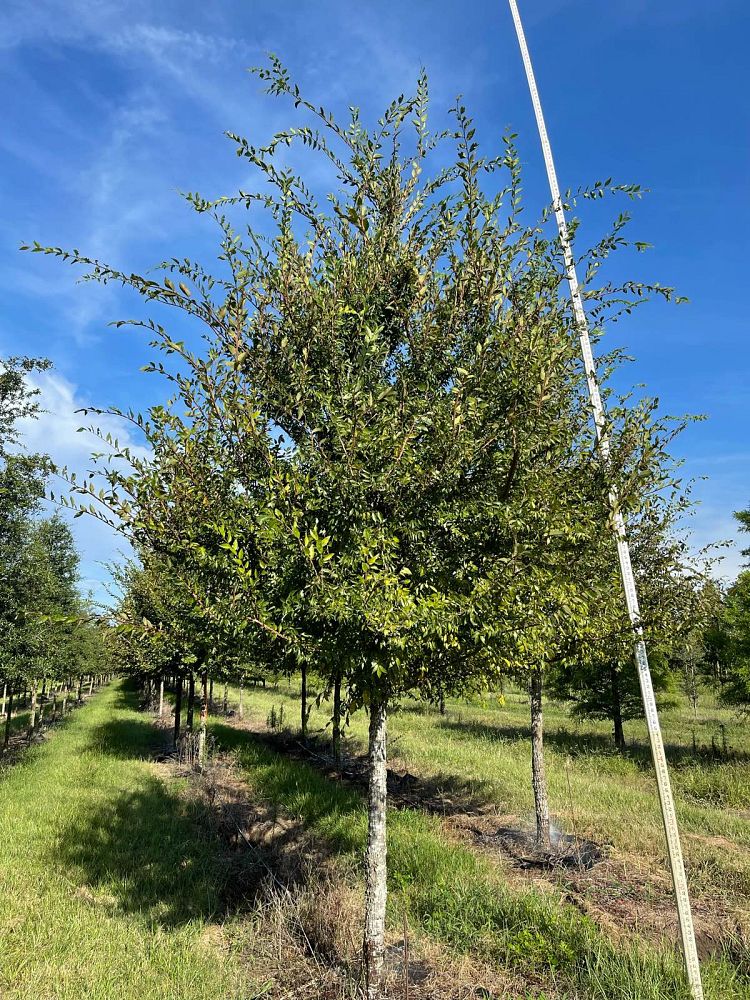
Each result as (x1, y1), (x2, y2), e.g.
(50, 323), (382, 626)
(0, 356), (112, 750)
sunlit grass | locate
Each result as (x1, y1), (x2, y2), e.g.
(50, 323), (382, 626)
(210, 676), (749, 998)
(224, 678), (750, 889)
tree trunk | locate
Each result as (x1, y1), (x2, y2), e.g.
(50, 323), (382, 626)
(208, 677), (214, 713)
(88, 675), (94, 697)
(610, 665), (625, 751)
(4, 688), (14, 749)
(1, 682), (6, 719)
(30, 679), (39, 735)
(332, 671), (342, 767)
(363, 695), (388, 997)
(51, 689), (57, 720)
(62, 688), (68, 717)
(239, 682), (244, 720)
(222, 681), (228, 715)
(173, 674), (183, 747)
(158, 677), (164, 718)
(301, 660), (308, 738)
(77, 677), (83, 703)
(198, 670), (208, 765)
(530, 669), (550, 850)
(187, 673), (196, 730)
(439, 689), (446, 716)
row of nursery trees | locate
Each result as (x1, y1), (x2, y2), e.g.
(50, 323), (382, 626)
(0, 358), (112, 750)
(29, 65), (721, 995)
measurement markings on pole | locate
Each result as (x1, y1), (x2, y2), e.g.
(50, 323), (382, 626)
(505, 2), (704, 997)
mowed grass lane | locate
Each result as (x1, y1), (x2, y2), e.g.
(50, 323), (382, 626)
(0, 681), (262, 1000)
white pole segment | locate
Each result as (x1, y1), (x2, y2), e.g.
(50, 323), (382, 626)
(506, 3), (704, 997)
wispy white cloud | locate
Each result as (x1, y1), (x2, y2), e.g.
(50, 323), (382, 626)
(17, 370), (149, 606)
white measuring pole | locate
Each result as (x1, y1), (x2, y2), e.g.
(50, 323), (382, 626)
(506, 3), (703, 997)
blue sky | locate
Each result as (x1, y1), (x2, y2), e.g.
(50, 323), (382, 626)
(1, 0), (748, 603)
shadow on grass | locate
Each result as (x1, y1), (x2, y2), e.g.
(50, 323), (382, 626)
(439, 718), (750, 770)
(55, 695), (361, 931)
(54, 769), (255, 928)
(54, 708), (267, 929)
(209, 722), (365, 852)
(212, 716), (566, 825)
(86, 716), (172, 760)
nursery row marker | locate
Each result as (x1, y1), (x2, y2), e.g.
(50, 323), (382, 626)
(506, 3), (704, 996)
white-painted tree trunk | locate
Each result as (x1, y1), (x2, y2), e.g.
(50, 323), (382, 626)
(332, 672), (342, 767)
(30, 679), (39, 734)
(3, 688), (13, 749)
(158, 677), (164, 718)
(300, 660), (308, 737)
(530, 669), (550, 849)
(198, 671), (208, 766)
(1, 682), (6, 719)
(363, 695), (388, 997)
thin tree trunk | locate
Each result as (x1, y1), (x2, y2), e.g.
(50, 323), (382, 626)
(301, 660), (308, 738)
(173, 674), (183, 747)
(77, 677), (83, 703)
(239, 682), (244, 720)
(209, 677), (214, 713)
(88, 675), (94, 697)
(62, 687), (68, 717)
(198, 670), (208, 765)
(439, 689), (445, 716)
(3, 688), (13, 749)
(610, 665), (625, 751)
(29, 679), (39, 735)
(363, 695), (388, 997)
(222, 681), (228, 715)
(158, 677), (164, 718)
(332, 671), (342, 766)
(51, 689), (57, 719)
(187, 673), (196, 730)
(530, 669), (550, 850)
(1, 682), (6, 719)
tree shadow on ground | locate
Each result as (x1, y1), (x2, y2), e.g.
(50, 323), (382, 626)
(210, 721), (610, 878)
(55, 702), (366, 931)
(86, 716), (172, 760)
(218, 720), (493, 816)
(55, 723), (276, 929)
(439, 718), (750, 770)
(209, 722), (366, 853)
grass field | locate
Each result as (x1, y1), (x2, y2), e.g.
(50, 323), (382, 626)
(0, 683), (266, 1000)
(226, 677), (750, 889)
(2, 678), (747, 999)
(210, 676), (750, 998)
